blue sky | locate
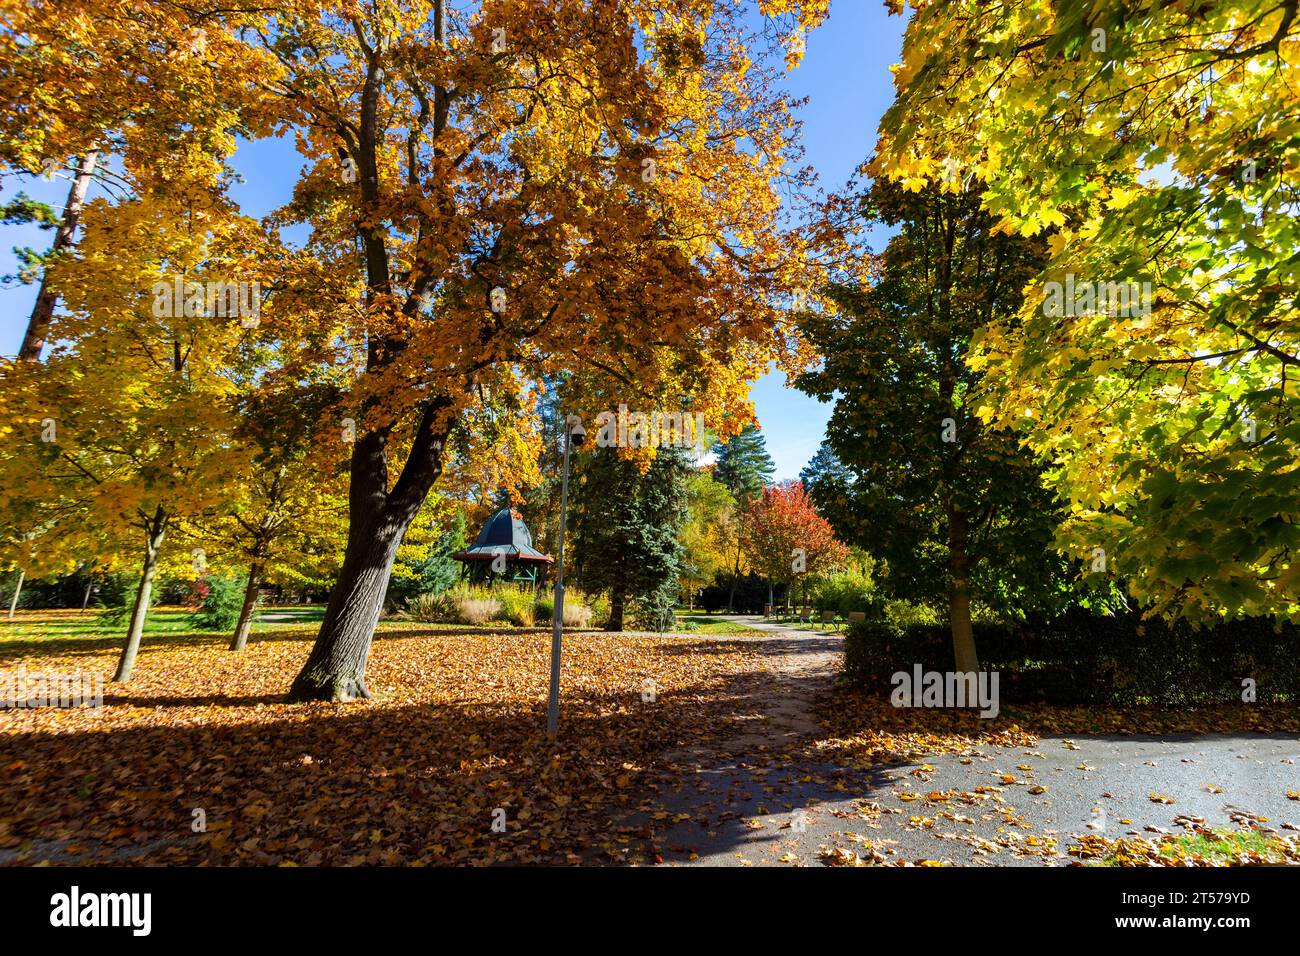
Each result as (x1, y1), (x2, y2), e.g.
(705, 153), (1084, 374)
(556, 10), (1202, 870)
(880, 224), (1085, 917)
(751, 4), (905, 476)
(0, 2), (907, 480)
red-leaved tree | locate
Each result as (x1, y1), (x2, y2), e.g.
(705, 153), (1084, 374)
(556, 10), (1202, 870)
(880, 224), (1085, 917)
(740, 480), (847, 610)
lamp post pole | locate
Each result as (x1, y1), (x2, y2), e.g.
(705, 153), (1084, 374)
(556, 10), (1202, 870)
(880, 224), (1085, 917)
(547, 416), (584, 738)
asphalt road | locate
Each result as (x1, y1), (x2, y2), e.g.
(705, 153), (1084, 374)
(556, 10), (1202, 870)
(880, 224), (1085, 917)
(644, 617), (1300, 867)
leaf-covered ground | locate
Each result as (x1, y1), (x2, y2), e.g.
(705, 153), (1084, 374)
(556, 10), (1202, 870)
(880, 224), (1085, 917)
(3, 613), (1297, 867)
(0, 618), (770, 865)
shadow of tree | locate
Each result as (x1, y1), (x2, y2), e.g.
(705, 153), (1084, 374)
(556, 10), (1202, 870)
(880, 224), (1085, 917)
(0, 654), (802, 867)
(6, 626), (1291, 869)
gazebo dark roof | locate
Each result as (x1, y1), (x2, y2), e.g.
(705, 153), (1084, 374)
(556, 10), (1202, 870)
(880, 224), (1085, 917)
(452, 507), (554, 564)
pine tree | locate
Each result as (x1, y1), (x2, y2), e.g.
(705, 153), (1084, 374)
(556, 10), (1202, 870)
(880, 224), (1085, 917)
(711, 424), (775, 501)
(574, 447), (691, 632)
(799, 443), (856, 537)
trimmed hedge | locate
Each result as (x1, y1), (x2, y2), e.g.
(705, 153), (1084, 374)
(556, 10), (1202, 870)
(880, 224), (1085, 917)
(843, 612), (1300, 706)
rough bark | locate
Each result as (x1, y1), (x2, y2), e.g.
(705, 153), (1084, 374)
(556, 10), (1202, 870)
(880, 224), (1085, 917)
(228, 562), (263, 652)
(288, 400), (450, 701)
(113, 512), (167, 682)
(288, 512), (406, 700)
(19, 150), (99, 362)
(947, 506), (980, 674)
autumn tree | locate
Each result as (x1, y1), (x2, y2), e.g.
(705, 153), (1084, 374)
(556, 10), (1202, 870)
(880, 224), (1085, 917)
(186, 386), (350, 651)
(875, 0), (1300, 621)
(515, 378), (569, 558)
(203, 0), (828, 700)
(0, 0), (269, 359)
(678, 469), (737, 609)
(0, 187), (270, 680)
(739, 479), (846, 611)
(799, 179), (1083, 670)
(5, 1), (829, 698)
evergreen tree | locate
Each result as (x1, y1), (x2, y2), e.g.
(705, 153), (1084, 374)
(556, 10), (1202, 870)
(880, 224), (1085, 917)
(574, 446), (691, 632)
(518, 378), (566, 556)
(799, 443), (856, 537)
(386, 509), (467, 606)
(710, 424), (775, 501)
(419, 511), (468, 595)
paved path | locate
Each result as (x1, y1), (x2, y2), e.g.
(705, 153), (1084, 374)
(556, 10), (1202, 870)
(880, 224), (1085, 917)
(643, 616), (1300, 867)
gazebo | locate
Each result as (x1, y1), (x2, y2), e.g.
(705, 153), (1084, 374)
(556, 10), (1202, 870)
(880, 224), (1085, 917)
(452, 507), (554, 585)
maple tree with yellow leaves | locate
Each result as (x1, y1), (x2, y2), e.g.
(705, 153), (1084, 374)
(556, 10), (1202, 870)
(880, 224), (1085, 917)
(2, 1), (831, 697)
(875, 0), (1300, 622)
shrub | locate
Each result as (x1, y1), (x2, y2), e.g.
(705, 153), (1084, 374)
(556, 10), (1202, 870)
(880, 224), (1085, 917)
(811, 568), (880, 618)
(563, 601), (594, 628)
(534, 595), (595, 628)
(496, 587), (536, 627)
(575, 590), (610, 628)
(406, 591), (456, 623)
(453, 592), (502, 626)
(411, 583), (503, 625)
(190, 574), (249, 631)
(0, 572), (29, 612)
(157, 574), (199, 606)
(843, 611), (1300, 706)
(97, 575), (150, 627)
(883, 599), (941, 628)
(94, 572), (146, 626)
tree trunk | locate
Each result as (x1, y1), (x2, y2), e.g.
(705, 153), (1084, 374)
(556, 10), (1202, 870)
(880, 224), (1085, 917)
(288, 511), (405, 701)
(19, 150), (99, 362)
(947, 506), (980, 673)
(7, 569), (24, 620)
(288, 405), (449, 702)
(606, 586), (625, 632)
(114, 517), (167, 682)
(726, 537), (743, 612)
(287, 12), (453, 702)
(228, 562), (263, 651)
(81, 577), (93, 613)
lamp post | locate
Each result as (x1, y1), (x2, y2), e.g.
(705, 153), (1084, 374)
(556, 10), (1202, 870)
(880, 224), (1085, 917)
(547, 414), (585, 738)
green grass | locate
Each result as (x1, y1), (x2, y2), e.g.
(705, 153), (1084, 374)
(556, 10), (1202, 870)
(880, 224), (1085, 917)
(0, 604), (718, 659)
(0, 606), (761, 665)
(251, 606), (326, 629)
(2, 606), (332, 636)
(0, 606), (322, 660)
(673, 614), (764, 636)
(3, 607), (202, 639)
(1096, 828), (1296, 866)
